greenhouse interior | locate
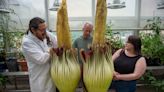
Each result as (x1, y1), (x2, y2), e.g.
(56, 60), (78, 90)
(0, 0), (164, 92)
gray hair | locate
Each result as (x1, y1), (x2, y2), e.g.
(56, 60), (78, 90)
(83, 22), (93, 31)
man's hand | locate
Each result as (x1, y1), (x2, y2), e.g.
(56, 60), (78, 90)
(49, 47), (63, 56)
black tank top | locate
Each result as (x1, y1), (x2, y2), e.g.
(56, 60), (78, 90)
(114, 50), (142, 74)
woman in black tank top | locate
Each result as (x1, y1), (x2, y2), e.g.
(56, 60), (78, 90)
(110, 35), (147, 92)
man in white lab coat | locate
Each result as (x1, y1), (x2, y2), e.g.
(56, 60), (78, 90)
(22, 17), (57, 92)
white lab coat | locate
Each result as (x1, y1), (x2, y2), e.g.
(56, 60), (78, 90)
(22, 31), (57, 92)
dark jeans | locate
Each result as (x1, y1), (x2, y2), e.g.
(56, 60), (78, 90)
(110, 80), (136, 92)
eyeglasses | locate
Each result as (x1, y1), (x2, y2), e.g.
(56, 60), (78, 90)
(37, 28), (46, 33)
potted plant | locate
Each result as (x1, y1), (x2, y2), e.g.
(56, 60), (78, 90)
(0, 50), (7, 72)
(0, 74), (7, 92)
(9, 32), (28, 71)
(17, 51), (28, 71)
(140, 17), (164, 66)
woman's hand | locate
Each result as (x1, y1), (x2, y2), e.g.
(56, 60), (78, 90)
(113, 71), (120, 80)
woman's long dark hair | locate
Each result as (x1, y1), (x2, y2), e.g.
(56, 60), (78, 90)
(127, 35), (142, 55)
(26, 17), (45, 34)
